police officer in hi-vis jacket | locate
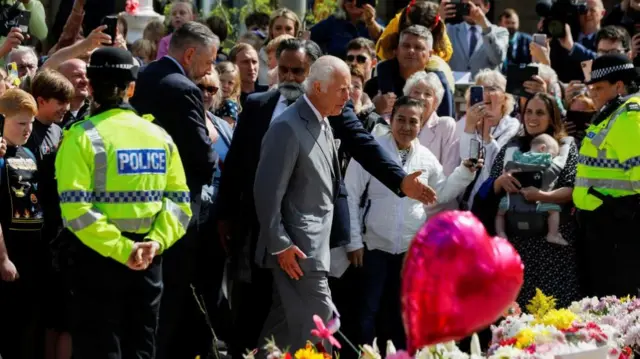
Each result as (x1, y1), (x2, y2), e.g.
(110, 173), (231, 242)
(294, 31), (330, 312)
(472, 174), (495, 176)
(55, 47), (192, 358)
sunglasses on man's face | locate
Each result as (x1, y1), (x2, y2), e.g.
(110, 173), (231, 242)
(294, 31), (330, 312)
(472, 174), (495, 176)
(198, 84), (219, 95)
(346, 54), (368, 64)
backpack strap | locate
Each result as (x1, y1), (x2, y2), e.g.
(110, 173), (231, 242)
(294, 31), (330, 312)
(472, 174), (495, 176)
(359, 179), (372, 235)
(22, 147), (37, 162)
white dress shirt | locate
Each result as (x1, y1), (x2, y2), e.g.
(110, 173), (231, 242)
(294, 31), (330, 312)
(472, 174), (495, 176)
(271, 94), (290, 123)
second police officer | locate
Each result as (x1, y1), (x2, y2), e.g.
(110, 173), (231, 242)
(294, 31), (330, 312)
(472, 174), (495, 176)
(55, 47), (192, 358)
(574, 54), (640, 299)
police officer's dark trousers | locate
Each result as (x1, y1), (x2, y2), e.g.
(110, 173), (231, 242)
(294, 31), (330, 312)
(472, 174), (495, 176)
(577, 193), (640, 298)
(70, 232), (163, 359)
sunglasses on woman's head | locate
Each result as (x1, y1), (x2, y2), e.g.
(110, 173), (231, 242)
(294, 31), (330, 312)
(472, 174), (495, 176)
(198, 84), (219, 94)
(346, 54), (368, 64)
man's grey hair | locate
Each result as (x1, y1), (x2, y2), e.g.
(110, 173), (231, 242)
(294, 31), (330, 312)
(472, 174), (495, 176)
(400, 25), (434, 50)
(304, 55), (350, 94)
(403, 72), (445, 107)
(169, 21), (220, 53)
(5, 45), (37, 65)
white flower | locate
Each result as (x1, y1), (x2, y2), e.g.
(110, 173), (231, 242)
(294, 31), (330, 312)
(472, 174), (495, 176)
(386, 341), (396, 356)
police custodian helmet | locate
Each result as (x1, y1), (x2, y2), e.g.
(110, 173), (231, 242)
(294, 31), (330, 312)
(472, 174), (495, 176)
(87, 47), (139, 85)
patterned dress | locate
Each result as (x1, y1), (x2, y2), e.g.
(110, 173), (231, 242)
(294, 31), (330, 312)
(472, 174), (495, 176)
(489, 143), (582, 307)
(215, 99), (239, 123)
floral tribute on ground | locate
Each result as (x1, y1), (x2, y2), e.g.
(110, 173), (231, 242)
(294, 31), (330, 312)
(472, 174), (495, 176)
(249, 290), (640, 359)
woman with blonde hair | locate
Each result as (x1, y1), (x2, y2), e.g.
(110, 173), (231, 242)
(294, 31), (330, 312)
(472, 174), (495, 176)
(456, 69), (521, 210)
(257, 8), (301, 86)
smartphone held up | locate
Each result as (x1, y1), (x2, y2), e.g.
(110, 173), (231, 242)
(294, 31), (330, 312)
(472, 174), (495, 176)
(101, 15), (119, 46)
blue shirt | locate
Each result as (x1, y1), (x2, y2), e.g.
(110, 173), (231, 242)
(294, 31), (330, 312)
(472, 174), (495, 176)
(310, 15), (383, 58)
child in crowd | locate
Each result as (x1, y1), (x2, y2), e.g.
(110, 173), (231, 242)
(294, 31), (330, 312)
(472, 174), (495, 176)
(215, 61), (241, 128)
(0, 89), (45, 359)
(244, 11), (270, 38)
(495, 133), (568, 245)
(142, 19), (167, 59)
(264, 34), (294, 87)
(131, 39), (156, 65)
(156, 0), (195, 60)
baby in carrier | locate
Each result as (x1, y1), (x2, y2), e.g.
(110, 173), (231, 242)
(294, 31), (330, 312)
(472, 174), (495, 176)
(495, 134), (568, 245)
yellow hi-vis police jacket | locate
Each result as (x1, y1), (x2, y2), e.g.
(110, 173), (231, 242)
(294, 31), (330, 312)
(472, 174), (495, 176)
(573, 96), (640, 211)
(55, 107), (192, 264)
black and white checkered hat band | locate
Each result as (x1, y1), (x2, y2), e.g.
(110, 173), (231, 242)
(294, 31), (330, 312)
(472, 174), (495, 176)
(88, 63), (136, 70)
(591, 64), (635, 81)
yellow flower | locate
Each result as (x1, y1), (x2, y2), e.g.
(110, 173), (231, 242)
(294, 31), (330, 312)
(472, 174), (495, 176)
(526, 288), (557, 318)
(295, 344), (324, 359)
(621, 295), (634, 303)
(515, 328), (535, 349)
(536, 309), (578, 330)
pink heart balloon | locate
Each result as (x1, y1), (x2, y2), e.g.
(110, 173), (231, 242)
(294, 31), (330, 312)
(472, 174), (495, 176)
(401, 211), (524, 354)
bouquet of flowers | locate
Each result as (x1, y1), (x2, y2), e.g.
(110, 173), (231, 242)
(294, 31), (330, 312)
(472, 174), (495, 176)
(249, 291), (640, 359)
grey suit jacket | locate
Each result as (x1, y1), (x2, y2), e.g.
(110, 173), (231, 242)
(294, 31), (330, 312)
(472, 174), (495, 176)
(447, 22), (509, 76)
(253, 97), (339, 273)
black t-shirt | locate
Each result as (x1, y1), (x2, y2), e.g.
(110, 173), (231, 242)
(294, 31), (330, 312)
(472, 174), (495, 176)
(240, 84), (269, 108)
(24, 120), (63, 238)
(0, 146), (44, 237)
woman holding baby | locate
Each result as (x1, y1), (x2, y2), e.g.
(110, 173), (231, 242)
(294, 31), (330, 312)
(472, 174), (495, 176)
(488, 92), (581, 307)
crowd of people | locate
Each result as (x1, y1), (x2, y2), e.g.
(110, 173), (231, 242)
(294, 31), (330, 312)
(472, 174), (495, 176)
(0, 0), (639, 358)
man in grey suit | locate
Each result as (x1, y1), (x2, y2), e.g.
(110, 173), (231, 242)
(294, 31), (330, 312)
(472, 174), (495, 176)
(254, 56), (351, 352)
(441, 0), (509, 76)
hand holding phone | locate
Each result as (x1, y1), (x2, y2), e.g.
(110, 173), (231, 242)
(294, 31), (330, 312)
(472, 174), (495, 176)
(533, 33), (547, 46)
(101, 15), (118, 46)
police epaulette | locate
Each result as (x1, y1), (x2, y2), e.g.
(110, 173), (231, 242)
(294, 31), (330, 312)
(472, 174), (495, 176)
(626, 102), (640, 112)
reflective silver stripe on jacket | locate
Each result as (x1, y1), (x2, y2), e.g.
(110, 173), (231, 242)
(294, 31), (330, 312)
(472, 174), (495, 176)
(165, 200), (190, 229)
(82, 121), (108, 191)
(590, 104), (628, 147)
(65, 212), (157, 232)
(64, 209), (102, 231)
(575, 177), (640, 191)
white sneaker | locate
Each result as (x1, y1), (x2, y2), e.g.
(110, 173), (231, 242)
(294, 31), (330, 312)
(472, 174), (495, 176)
(546, 233), (569, 246)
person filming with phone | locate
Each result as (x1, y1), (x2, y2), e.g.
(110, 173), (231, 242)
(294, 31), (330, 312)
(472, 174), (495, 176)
(310, 0), (384, 58)
(440, 0), (509, 76)
(574, 54), (640, 299)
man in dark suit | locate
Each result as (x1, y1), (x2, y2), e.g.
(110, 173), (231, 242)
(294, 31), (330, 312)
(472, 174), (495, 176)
(498, 9), (532, 70)
(130, 21), (219, 359)
(217, 38), (436, 358)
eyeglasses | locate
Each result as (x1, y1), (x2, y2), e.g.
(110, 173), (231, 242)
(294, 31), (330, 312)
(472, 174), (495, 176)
(198, 84), (219, 94)
(346, 54), (368, 64)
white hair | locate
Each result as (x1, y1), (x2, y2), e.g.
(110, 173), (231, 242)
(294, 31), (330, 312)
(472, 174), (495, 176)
(5, 45), (37, 65)
(304, 55), (350, 94)
(473, 69), (515, 116)
(528, 63), (559, 90)
(403, 72), (445, 107)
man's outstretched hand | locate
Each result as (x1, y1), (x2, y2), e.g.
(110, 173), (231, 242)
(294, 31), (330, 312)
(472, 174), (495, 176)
(401, 171), (437, 205)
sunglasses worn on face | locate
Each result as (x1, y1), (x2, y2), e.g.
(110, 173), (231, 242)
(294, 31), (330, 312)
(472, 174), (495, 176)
(198, 84), (219, 94)
(346, 54), (368, 64)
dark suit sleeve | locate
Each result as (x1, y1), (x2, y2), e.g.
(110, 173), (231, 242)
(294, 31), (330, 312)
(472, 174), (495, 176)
(169, 86), (216, 189)
(215, 99), (254, 220)
(330, 102), (407, 197)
